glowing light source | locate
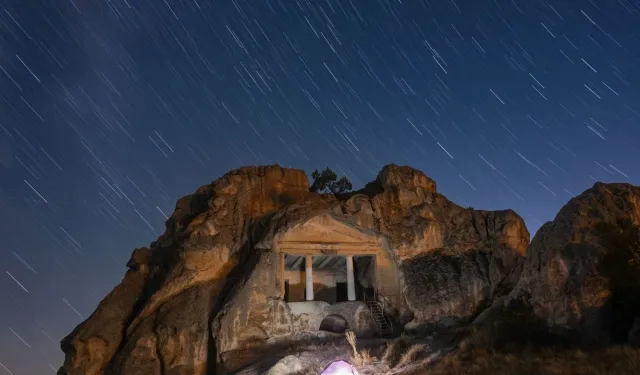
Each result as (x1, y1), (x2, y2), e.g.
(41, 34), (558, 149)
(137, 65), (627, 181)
(320, 360), (359, 375)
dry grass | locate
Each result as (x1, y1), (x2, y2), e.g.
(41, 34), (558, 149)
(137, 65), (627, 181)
(380, 334), (438, 374)
(382, 335), (412, 368)
(395, 343), (430, 368)
(346, 331), (377, 366)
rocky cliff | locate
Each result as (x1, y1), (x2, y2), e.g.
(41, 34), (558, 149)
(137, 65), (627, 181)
(59, 166), (311, 375)
(58, 164), (530, 375)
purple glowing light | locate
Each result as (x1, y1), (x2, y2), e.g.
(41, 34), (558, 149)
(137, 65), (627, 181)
(320, 360), (360, 375)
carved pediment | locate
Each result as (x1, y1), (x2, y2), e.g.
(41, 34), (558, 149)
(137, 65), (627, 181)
(277, 214), (378, 246)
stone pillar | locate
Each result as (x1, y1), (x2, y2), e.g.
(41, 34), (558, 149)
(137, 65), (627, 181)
(279, 252), (286, 298)
(305, 254), (314, 301)
(346, 255), (356, 301)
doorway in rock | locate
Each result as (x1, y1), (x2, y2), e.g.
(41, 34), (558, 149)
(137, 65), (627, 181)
(362, 287), (376, 301)
(336, 282), (348, 302)
(283, 280), (290, 302)
(283, 254), (376, 304)
(353, 255), (375, 301)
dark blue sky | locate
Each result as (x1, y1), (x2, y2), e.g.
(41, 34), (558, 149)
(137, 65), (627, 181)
(1, 0), (639, 373)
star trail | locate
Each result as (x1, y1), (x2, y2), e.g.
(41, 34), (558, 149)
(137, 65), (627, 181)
(0, 0), (639, 373)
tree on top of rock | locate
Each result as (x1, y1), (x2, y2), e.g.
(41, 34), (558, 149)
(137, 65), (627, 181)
(310, 167), (352, 195)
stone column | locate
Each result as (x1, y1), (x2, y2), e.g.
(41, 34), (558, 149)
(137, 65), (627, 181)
(279, 252), (286, 298)
(305, 254), (314, 301)
(346, 255), (356, 301)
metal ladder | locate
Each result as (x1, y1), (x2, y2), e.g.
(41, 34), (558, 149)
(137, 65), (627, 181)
(365, 299), (394, 337)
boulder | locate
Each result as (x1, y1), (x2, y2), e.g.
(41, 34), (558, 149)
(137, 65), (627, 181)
(263, 355), (304, 375)
(512, 182), (640, 345)
(320, 314), (349, 333)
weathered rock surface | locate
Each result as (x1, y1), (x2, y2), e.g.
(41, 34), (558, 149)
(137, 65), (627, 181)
(58, 164), (529, 375)
(399, 206), (528, 328)
(262, 355), (304, 375)
(511, 182), (640, 345)
(59, 248), (150, 375)
(59, 166), (310, 375)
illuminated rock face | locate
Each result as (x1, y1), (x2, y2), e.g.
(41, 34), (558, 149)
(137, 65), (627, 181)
(58, 164), (530, 375)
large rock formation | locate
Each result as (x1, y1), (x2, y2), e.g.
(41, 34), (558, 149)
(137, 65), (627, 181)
(511, 182), (640, 345)
(58, 164), (529, 375)
(59, 166), (310, 375)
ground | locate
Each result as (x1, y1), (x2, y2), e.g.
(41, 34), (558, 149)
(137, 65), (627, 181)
(233, 330), (459, 375)
(249, 316), (640, 375)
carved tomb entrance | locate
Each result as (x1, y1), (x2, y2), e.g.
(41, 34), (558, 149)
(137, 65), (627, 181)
(282, 253), (376, 304)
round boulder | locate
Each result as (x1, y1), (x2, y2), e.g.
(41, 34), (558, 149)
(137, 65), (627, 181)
(319, 314), (349, 333)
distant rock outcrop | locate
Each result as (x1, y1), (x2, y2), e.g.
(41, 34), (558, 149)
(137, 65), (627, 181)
(58, 164), (529, 375)
(511, 182), (640, 346)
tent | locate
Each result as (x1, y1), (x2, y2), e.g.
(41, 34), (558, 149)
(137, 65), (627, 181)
(320, 360), (360, 375)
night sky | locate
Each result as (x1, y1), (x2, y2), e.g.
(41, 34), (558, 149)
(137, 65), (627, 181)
(0, 0), (639, 373)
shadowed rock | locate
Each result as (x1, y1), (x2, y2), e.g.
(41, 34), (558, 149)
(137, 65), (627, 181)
(511, 182), (640, 346)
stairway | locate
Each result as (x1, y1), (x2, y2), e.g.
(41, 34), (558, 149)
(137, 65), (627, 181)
(366, 300), (393, 337)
